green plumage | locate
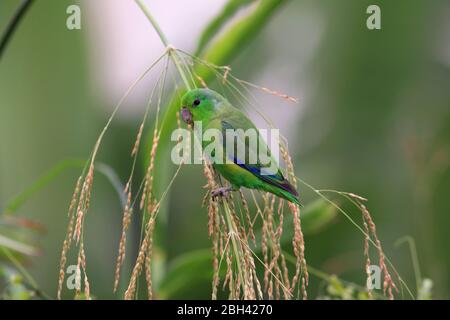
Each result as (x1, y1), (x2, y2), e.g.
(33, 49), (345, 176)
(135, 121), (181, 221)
(181, 88), (299, 205)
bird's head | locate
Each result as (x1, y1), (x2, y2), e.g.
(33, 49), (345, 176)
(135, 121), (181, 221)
(180, 88), (224, 125)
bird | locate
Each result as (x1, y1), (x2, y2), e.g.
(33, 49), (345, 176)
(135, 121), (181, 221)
(180, 88), (299, 205)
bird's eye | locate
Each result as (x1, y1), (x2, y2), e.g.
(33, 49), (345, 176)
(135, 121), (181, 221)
(193, 99), (201, 107)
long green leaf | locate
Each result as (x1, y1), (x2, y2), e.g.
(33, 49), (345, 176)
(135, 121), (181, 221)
(158, 249), (213, 299)
(0, 234), (38, 256)
(2, 159), (126, 216)
(195, 0), (257, 56)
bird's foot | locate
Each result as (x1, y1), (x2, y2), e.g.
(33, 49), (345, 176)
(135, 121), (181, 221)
(211, 186), (234, 200)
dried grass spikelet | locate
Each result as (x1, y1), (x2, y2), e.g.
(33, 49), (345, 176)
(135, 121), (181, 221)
(113, 183), (133, 292)
(84, 275), (90, 300)
(222, 66), (231, 84)
(230, 208), (259, 300)
(131, 122), (144, 157)
(207, 202), (220, 297)
(140, 130), (160, 210)
(62, 162), (95, 299)
(262, 194), (287, 300)
(362, 209), (373, 299)
(235, 79), (298, 104)
(58, 159), (95, 299)
(144, 214), (156, 300)
(58, 152), (96, 299)
(358, 199), (397, 300)
(261, 194), (292, 300)
(73, 163), (95, 243)
(203, 163), (221, 299)
(195, 73), (208, 88)
(57, 175), (82, 299)
(343, 192), (398, 299)
(124, 126), (161, 300)
(77, 243), (90, 300)
(281, 144), (297, 189)
(272, 210), (284, 299)
(239, 190), (255, 245)
(124, 206), (158, 300)
(224, 243), (234, 298)
(261, 194), (272, 297)
(288, 202), (308, 300)
(236, 206), (290, 300)
(282, 143), (308, 300)
(131, 123), (145, 157)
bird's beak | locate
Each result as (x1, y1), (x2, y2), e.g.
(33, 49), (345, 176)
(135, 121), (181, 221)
(181, 107), (193, 126)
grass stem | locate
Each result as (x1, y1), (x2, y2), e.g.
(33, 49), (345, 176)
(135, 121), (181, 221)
(0, 0), (35, 60)
(134, 0), (193, 90)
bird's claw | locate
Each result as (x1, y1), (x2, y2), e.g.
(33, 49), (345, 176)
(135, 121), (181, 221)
(211, 187), (233, 200)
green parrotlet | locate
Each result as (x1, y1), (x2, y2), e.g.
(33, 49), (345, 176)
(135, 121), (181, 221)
(180, 88), (299, 205)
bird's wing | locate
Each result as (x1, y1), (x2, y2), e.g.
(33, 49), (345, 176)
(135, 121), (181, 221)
(220, 117), (298, 197)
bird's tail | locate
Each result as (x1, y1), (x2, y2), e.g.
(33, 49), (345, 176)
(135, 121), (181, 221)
(262, 181), (301, 206)
(278, 188), (301, 206)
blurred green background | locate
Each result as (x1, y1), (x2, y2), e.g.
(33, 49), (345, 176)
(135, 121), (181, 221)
(1, 0), (449, 299)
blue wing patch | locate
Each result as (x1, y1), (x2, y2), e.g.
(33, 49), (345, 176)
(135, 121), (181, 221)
(221, 120), (298, 197)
